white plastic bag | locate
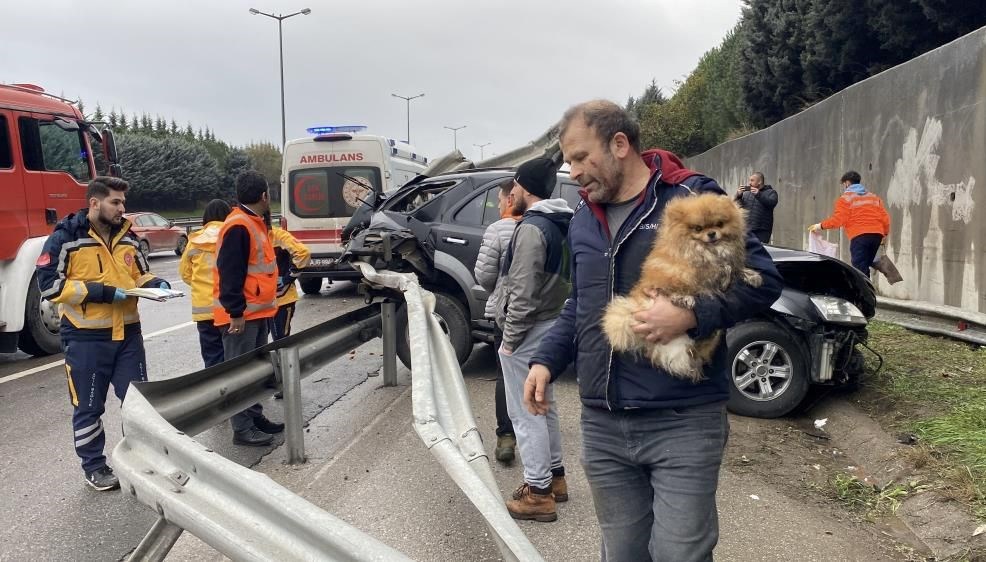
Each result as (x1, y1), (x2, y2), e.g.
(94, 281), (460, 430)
(808, 231), (838, 258)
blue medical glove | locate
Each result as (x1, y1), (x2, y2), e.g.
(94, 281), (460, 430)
(158, 280), (171, 290)
(113, 288), (128, 302)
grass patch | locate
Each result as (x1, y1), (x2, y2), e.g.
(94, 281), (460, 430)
(862, 320), (986, 515)
(833, 472), (912, 518)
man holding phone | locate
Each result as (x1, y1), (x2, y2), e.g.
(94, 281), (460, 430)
(734, 172), (778, 243)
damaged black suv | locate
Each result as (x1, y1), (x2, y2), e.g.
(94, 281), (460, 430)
(341, 167), (878, 418)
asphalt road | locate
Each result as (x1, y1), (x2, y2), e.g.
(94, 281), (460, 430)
(0, 253), (370, 562)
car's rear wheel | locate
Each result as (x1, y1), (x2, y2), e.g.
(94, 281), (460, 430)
(139, 239), (150, 259)
(395, 291), (471, 369)
(18, 273), (62, 356)
(299, 278), (323, 295)
(725, 321), (809, 418)
(175, 235), (188, 256)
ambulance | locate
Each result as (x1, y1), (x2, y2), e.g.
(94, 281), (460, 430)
(279, 126), (428, 294)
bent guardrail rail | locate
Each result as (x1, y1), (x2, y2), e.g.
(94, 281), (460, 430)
(114, 275), (544, 561)
(353, 263), (544, 562)
(114, 306), (411, 561)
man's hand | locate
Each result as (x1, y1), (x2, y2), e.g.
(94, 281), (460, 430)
(499, 343), (513, 357)
(158, 280), (171, 290)
(112, 287), (128, 302)
(750, 185), (760, 195)
(524, 364), (552, 416)
(808, 223), (822, 233)
(228, 316), (246, 336)
(631, 294), (698, 344)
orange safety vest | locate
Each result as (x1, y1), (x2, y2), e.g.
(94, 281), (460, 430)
(212, 207), (278, 325)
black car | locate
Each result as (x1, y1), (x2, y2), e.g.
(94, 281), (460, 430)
(342, 167), (877, 418)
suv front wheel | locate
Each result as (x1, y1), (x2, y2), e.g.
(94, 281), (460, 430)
(395, 291), (472, 369)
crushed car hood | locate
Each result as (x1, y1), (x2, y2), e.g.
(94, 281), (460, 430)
(765, 246), (876, 318)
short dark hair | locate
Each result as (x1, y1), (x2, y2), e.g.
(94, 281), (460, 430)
(202, 199), (232, 224)
(499, 178), (514, 196)
(235, 170), (269, 204)
(751, 172), (765, 183)
(841, 170), (861, 184)
(560, 99), (641, 153)
(86, 176), (129, 200)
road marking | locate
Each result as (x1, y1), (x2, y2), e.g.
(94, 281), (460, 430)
(0, 321), (195, 385)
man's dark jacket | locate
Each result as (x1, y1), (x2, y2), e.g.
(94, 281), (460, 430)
(531, 156), (784, 410)
(735, 184), (778, 240)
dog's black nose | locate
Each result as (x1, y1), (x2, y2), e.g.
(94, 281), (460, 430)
(707, 231), (718, 241)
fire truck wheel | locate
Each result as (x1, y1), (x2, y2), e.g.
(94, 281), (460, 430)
(18, 273), (62, 356)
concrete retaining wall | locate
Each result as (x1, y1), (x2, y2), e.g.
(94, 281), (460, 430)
(687, 27), (986, 313)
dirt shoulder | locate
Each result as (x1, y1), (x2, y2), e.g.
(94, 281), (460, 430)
(728, 320), (986, 561)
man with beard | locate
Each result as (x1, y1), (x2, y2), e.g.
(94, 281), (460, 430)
(734, 171), (778, 243)
(496, 157), (574, 522)
(214, 170), (284, 446)
(37, 176), (169, 490)
(525, 100), (783, 560)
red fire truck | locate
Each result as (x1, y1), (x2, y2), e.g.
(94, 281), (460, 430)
(0, 83), (121, 356)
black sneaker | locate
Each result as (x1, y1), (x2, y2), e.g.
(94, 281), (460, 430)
(233, 428), (274, 446)
(85, 467), (120, 491)
(254, 417), (284, 434)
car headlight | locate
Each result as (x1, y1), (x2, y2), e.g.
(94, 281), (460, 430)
(810, 296), (867, 325)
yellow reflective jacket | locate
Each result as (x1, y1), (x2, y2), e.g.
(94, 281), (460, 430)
(270, 227), (311, 307)
(179, 221), (224, 322)
(36, 210), (163, 341)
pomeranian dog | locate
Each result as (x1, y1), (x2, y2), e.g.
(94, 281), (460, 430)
(602, 193), (762, 381)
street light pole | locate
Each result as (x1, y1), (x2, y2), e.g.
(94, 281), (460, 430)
(443, 125), (466, 151)
(392, 93), (424, 143)
(249, 7), (312, 148)
(473, 142), (491, 160)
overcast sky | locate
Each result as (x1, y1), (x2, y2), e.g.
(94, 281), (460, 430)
(3, 0), (742, 161)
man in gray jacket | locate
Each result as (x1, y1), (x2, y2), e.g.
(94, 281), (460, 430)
(474, 178), (519, 464)
(496, 157), (573, 522)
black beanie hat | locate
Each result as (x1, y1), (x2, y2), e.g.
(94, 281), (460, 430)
(514, 157), (557, 200)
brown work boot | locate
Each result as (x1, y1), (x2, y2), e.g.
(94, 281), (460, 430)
(551, 475), (568, 502)
(507, 483), (557, 522)
(872, 255), (903, 284)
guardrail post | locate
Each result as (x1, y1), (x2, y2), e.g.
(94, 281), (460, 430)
(129, 517), (183, 562)
(381, 299), (398, 387)
(279, 346), (306, 464)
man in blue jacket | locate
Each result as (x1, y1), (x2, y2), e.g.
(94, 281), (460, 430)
(525, 100), (783, 561)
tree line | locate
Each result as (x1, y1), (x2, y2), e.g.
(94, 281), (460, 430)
(78, 101), (282, 212)
(628, 0), (986, 157)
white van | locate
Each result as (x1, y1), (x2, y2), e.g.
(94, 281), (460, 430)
(280, 127), (428, 294)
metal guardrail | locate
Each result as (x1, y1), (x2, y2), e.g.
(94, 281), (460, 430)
(170, 214), (283, 232)
(876, 296), (986, 346)
(114, 269), (544, 561)
(353, 263), (544, 562)
(114, 306), (406, 561)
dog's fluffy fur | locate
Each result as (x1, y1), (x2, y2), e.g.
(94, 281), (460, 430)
(602, 193), (762, 381)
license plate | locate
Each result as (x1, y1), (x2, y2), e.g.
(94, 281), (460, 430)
(311, 258), (336, 267)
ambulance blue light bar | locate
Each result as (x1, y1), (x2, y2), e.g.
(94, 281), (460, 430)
(306, 125), (367, 135)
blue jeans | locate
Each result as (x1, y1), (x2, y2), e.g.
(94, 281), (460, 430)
(580, 402), (729, 562)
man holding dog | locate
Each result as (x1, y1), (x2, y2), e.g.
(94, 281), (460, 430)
(526, 100), (783, 561)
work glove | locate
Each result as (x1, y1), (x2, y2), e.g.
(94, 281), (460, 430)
(807, 223), (822, 233)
